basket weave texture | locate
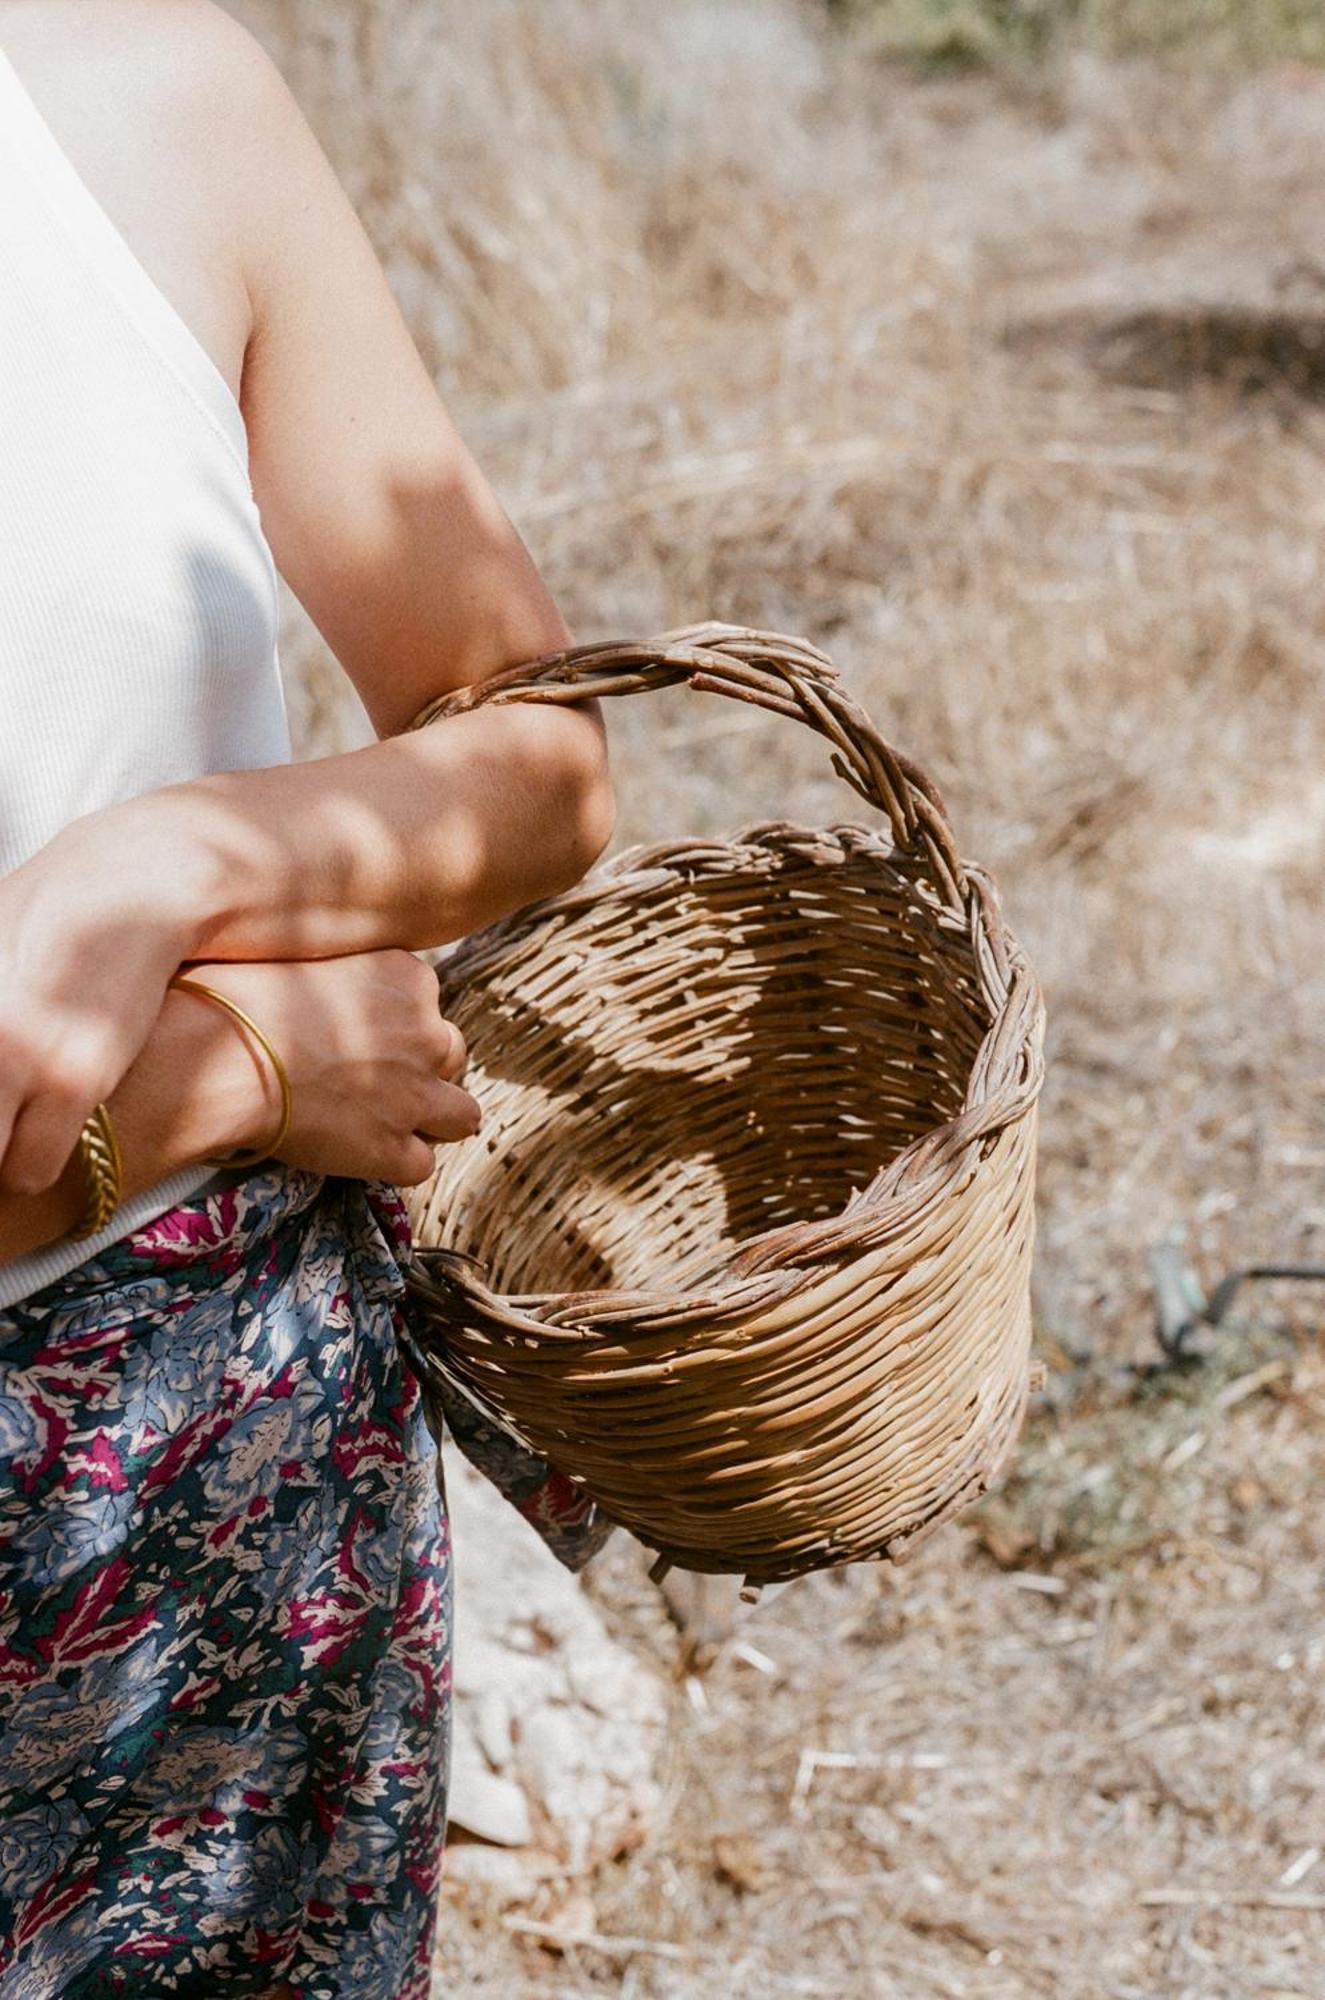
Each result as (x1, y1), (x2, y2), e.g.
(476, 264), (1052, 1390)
(403, 626), (1045, 1585)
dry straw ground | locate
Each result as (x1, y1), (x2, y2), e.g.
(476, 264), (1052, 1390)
(234, 3), (1325, 1992)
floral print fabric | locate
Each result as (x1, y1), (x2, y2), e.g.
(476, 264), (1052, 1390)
(400, 1351), (615, 1577)
(0, 1167), (450, 1999)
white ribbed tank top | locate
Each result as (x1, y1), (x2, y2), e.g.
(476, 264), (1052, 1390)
(0, 45), (293, 1310)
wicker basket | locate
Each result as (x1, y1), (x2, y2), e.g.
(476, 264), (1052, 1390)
(402, 625), (1045, 1586)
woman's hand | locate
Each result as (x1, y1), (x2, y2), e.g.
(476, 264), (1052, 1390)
(0, 811), (204, 1198)
(173, 950), (481, 1187)
(0, 944), (478, 1272)
(0, 789), (484, 1200)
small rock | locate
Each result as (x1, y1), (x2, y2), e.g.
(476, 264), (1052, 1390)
(444, 1448), (666, 1886)
(443, 1843), (561, 1894)
(473, 1690), (514, 1771)
(528, 1884), (598, 1950)
(659, 1569), (745, 1660)
(448, 1733), (533, 1848)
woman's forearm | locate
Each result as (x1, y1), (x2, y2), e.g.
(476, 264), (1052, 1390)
(0, 655), (610, 1204)
(115, 695), (614, 965)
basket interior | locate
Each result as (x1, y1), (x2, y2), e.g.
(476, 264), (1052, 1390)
(418, 838), (991, 1297)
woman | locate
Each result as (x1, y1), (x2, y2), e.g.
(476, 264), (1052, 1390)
(0, 2), (614, 1993)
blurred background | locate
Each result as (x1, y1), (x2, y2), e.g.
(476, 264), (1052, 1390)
(231, 3), (1325, 1993)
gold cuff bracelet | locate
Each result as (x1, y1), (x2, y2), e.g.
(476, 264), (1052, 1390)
(70, 1101), (124, 1242)
(169, 975), (294, 1169)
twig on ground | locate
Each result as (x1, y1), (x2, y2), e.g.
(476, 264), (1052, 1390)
(1138, 1887), (1325, 1910)
(505, 1916), (701, 1961)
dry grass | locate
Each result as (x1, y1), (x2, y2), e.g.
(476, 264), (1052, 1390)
(229, 2), (1325, 1990)
(838, 0), (1325, 70)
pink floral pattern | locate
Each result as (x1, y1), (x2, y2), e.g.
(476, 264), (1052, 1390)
(0, 1169), (450, 1998)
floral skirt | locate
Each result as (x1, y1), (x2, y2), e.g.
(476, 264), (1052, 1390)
(0, 1168), (451, 1999)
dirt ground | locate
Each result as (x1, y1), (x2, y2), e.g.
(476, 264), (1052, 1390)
(234, 3), (1325, 1991)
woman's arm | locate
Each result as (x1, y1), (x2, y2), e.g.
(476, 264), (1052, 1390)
(0, 950), (478, 1266)
(0, 976), (270, 1265)
(135, 7), (613, 966)
(101, 689), (612, 968)
(0, 11), (611, 1197)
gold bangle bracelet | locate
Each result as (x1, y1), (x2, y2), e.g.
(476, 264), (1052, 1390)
(169, 975), (294, 1168)
(70, 1101), (124, 1241)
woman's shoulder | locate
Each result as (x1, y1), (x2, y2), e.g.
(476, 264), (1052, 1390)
(0, 0), (307, 397)
(0, 0), (278, 101)
(0, 0), (300, 219)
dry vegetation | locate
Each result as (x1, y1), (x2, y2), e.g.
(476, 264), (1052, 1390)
(836, 0), (1325, 70)
(231, 3), (1325, 1992)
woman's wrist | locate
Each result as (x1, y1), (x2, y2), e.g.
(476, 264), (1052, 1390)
(126, 980), (282, 1173)
(104, 697), (615, 968)
(99, 790), (234, 962)
(43, 794), (225, 967)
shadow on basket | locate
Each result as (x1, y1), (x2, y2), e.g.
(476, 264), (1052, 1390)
(398, 625), (1046, 1589)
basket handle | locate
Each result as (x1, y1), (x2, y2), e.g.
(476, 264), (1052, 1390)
(405, 623), (968, 907)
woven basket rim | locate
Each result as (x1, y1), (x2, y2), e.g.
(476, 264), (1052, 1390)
(420, 819), (1045, 1332)
(439, 816), (959, 950)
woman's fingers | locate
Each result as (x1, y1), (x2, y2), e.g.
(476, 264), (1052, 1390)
(415, 1077), (482, 1145)
(0, 1084), (20, 1188)
(436, 1018), (468, 1082)
(393, 1134), (441, 1187)
(0, 1077), (97, 1197)
(378, 1073), (480, 1187)
(0, 1016), (127, 1195)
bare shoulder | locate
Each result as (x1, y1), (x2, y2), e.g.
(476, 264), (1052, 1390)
(0, 0), (319, 385)
(0, 0), (309, 238)
(121, 1), (301, 140)
(0, 0), (284, 118)
(103, 0), (303, 193)
(79, 1), (357, 316)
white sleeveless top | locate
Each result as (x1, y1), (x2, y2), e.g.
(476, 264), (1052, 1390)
(0, 46), (293, 1309)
